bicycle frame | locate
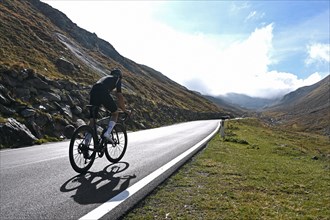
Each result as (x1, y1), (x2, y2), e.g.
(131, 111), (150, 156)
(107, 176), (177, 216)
(88, 105), (110, 151)
(88, 113), (128, 153)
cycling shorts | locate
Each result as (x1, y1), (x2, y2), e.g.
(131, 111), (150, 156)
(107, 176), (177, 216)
(89, 84), (118, 118)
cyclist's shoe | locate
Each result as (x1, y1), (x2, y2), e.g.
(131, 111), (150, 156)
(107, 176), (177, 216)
(82, 133), (92, 146)
(103, 132), (114, 144)
(83, 149), (90, 160)
(80, 143), (90, 159)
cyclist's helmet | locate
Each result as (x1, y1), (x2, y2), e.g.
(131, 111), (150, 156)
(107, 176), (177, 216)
(110, 69), (122, 78)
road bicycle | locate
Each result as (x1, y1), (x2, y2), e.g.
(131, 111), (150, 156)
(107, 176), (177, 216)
(69, 105), (130, 173)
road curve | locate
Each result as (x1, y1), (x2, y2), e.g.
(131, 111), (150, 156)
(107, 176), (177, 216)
(0, 119), (220, 220)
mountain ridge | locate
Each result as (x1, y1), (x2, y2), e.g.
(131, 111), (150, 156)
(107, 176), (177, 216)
(262, 75), (330, 135)
(270, 75), (329, 111)
(219, 93), (279, 110)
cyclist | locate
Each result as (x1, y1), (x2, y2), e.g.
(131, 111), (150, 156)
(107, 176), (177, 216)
(85, 68), (129, 144)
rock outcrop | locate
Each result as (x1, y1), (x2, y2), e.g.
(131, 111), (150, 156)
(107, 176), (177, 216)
(0, 65), (91, 147)
(0, 118), (37, 147)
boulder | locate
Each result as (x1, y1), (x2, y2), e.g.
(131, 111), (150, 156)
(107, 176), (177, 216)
(72, 105), (82, 115)
(66, 94), (76, 107)
(50, 80), (63, 89)
(16, 88), (31, 101)
(75, 119), (86, 127)
(0, 94), (10, 105)
(21, 108), (36, 118)
(70, 90), (85, 103)
(42, 91), (61, 102)
(17, 69), (29, 81)
(62, 105), (73, 118)
(2, 73), (21, 87)
(64, 125), (74, 138)
(27, 77), (49, 90)
(34, 112), (52, 127)
(26, 120), (43, 139)
(0, 104), (15, 115)
(0, 118), (37, 147)
(54, 102), (72, 118)
(56, 57), (75, 74)
(0, 83), (7, 93)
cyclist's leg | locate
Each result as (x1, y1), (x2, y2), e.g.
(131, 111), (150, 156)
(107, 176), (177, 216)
(109, 111), (119, 126)
(84, 86), (101, 145)
(102, 94), (118, 140)
(89, 84), (104, 122)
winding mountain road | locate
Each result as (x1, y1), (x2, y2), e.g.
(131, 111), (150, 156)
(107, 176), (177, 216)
(0, 120), (220, 220)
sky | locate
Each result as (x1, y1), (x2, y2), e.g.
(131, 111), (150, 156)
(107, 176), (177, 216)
(42, 0), (329, 99)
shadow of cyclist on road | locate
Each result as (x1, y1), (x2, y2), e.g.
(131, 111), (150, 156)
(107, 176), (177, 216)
(60, 162), (136, 204)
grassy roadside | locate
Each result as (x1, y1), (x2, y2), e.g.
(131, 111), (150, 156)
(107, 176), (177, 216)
(123, 118), (330, 219)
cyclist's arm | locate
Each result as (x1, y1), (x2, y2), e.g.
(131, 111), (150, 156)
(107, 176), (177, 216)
(115, 78), (129, 113)
(116, 92), (126, 112)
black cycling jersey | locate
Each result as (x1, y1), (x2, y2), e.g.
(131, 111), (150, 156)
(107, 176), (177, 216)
(95, 75), (122, 93)
(89, 75), (122, 117)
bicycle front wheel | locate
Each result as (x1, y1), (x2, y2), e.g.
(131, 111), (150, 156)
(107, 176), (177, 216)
(69, 125), (96, 173)
(105, 124), (127, 163)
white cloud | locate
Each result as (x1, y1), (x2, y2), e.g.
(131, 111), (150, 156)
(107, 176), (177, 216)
(245, 11), (265, 23)
(180, 24), (275, 97)
(171, 23), (323, 99)
(101, 14), (322, 99)
(230, 2), (250, 14)
(306, 43), (330, 65)
(43, 1), (326, 99)
(246, 11), (257, 21)
(245, 71), (323, 98)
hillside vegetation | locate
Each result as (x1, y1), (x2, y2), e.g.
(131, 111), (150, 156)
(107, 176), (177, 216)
(0, 0), (234, 148)
(124, 118), (330, 219)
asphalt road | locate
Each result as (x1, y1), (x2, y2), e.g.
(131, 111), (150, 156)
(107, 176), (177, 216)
(0, 120), (220, 220)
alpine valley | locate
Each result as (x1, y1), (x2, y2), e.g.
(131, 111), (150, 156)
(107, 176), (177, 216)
(0, 0), (328, 148)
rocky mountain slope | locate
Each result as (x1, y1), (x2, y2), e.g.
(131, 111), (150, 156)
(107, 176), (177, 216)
(0, 0), (234, 148)
(262, 75), (330, 135)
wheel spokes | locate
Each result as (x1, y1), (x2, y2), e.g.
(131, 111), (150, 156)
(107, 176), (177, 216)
(73, 133), (95, 168)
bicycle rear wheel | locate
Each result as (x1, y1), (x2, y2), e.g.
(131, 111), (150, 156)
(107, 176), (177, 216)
(69, 125), (96, 173)
(105, 124), (127, 163)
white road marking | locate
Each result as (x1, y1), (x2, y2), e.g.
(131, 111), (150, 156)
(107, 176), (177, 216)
(79, 121), (220, 220)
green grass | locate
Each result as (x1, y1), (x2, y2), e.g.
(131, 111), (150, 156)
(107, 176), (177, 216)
(33, 135), (61, 145)
(123, 118), (330, 219)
